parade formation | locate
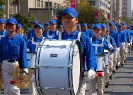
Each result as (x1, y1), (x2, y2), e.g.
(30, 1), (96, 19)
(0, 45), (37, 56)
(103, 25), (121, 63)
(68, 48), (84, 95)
(0, 7), (133, 95)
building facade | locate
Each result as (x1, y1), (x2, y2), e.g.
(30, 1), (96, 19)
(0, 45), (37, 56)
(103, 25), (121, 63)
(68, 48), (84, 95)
(122, 0), (132, 18)
(87, 0), (110, 18)
(17, 0), (64, 24)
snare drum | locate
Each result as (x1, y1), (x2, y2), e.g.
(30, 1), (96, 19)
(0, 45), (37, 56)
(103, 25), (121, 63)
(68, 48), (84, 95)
(27, 52), (36, 68)
(35, 40), (82, 95)
(104, 50), (109, 66)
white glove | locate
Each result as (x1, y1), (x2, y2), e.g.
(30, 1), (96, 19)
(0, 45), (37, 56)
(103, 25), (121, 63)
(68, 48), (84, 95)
(108, 44), (113, 50)
(27, 49), (30, 52)
(116, 48), (120, 52)
(87, 70), (96, 79)
(22, 68), (28, 77)
(128, 43), (130, 46)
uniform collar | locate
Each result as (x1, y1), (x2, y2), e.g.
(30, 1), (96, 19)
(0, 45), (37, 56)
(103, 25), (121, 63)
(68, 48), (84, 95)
(94, 35), (102, 40)
(63, 29), (78, 36)
(35, 35), (44, 39)
(6, 33), (18, 39)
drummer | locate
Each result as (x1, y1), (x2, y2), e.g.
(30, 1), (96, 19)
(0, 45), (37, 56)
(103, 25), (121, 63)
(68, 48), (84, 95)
(44, 19), (59, 39)
(16, 23), (28, 43)
(90, 24), (111, 95)
(101, 23), (116, 88)
(0, 17), (28, 95)
(42, 22), (50, 36)
(53, 7), (97, 95)
(58, 25), (64, 32)
(27, 20), (38, 40)
(0, 18), (8, 39)
(27, 23), (45, 53)
(27, 23), (45, 95)
(109, 21), (121, 72)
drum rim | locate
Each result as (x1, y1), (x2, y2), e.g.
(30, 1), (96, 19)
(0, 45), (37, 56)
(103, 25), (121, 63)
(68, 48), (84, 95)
(35, 39), (46, 95)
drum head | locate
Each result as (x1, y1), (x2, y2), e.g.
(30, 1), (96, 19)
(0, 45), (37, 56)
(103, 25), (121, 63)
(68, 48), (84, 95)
(72, 41), (82, 94)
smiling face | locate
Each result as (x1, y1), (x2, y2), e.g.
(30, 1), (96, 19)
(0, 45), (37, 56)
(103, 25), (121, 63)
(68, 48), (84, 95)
(62, 14), (78, 28)
(35, 27), (43, 37)
(49, 23), (56, 31)
(6, 23), (16, 32)
(94, 28), (102, 37)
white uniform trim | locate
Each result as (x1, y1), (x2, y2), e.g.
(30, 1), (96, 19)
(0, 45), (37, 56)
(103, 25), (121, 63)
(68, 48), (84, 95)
(0, 29), (6, 40)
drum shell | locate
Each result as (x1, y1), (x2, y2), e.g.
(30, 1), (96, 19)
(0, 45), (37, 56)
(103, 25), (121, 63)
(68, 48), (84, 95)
(96, 56), (104, 71)
(35, 40), (82, 95)
(27, 53), (36, 68)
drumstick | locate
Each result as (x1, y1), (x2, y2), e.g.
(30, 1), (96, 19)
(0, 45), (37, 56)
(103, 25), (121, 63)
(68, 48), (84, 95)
(10, 80), (30, 84)
(91, 72), (103, 77)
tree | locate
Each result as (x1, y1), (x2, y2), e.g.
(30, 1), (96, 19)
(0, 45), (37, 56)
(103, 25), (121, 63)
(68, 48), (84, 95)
(62, 0), (70, 8)
(77, 0), (97, 25)
(12, 12), (36, 32)
(122, 16), (133, 25)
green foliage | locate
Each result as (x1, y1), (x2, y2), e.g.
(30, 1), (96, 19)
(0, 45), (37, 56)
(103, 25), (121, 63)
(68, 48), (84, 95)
(122, 16), (133, 25)
(77, 0), (97, 25)
(63, 0), (70, 7)
(12, 12), (36, 32)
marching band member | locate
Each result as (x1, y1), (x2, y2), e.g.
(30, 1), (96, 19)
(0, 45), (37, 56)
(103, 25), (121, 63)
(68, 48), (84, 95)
(44, 19), (59, 39)
(77, 23), (82, 32)
(54, 7), (97, 95)
(0, 17), (28, 95)
(42, 22), (50, 36)
(89, 24), (95, 37)
(81, 23), (91, 37)
(0, 18), (8, 39)
(101, 23), (116, 88)
(27, 20), (38, 40)
(117, 24), (127, 66)
(121, 22), (130, 63)
(109, 21), (121, 72)
(90, 24), (110, 95)
(27, 23), (45, 95)
(58, 25), (64, 32)
(16, 23), (28, 43)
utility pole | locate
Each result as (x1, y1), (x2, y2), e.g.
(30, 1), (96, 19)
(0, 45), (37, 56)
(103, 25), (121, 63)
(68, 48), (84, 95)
(48, 0), (50, 20)
(6, 0), (9, 19)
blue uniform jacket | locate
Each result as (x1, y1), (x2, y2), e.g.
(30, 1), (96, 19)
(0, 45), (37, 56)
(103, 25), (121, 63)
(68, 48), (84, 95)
(43, 29), (58, 39)
(118, 30), (127, 43)
(109, 30), (121, 47)
(27, 35), (44, 52)
(82, 28), (91, 37)
(92, 36), (110, 55)
(54, 29), (97, 71)
(27, 29), (35, 40)
(0, 34), (28, 68)
(103, 35), (116, 53)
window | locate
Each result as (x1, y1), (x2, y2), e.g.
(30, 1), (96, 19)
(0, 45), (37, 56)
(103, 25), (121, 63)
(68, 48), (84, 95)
(45, 2), (52, 8)
(41, 1), (43, 8)
(37, 0), (40, 7)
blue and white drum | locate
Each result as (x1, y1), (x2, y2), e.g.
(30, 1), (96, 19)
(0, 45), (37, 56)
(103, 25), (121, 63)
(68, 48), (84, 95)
(35, 39), (82, 95)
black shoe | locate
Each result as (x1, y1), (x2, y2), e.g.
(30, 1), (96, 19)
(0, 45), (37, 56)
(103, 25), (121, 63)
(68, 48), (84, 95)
(105, 82), (109, 88)
(121, 64), (124, 67)
(116, 66), (119, 70)
(124, 60), (126, 63)
(113, 71), (115, 74)
(109, 75), (112, 80)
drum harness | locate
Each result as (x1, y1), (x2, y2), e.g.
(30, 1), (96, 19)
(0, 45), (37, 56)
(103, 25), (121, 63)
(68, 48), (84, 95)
(0, 29), (6, 40)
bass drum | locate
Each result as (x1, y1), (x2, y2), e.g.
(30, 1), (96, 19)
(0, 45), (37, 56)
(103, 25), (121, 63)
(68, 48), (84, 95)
(35, 39), (82, 95)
